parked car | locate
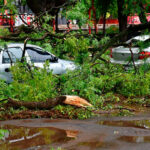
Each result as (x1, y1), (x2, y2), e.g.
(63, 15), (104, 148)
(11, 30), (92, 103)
(0, 43), (76, 83)
(110, 35), (150, 67)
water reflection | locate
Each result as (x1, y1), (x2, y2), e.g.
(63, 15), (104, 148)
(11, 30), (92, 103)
(99, 120), (150, 129)
(0, 129), (9, 140)
(78, 140), (117, 150)
(0, 125), (78, 150)
(119, 136), (150, 143)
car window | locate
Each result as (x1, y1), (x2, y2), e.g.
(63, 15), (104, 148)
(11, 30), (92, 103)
(2, 47), (22, 63)
(26, 47), (54, 63)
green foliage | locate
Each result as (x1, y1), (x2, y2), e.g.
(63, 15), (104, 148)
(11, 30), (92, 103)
(60, 60), (150, 100)
(65, 0), (90, 27)
(0, 1), (3, 5)
(95, 0), (118, 19)
(0, 80), (9, 100)
(99, 36), (110, 45)
(53, 35), (90, 64)
(63, 36), (90, 63)
(106, 25), (119, 34)
(104, 92), (120, 102)
(0, 0), (18, 14)
(54, 105), (94, 119)
(0, 28), (10, 37)
(21, 0), (27, 5)
(7, 61), (57, 101)
(115, 72), (150, 97)
(124, 0), (150, 16)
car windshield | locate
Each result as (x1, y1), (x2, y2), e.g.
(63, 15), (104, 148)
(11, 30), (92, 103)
(26, 47), (55, 63)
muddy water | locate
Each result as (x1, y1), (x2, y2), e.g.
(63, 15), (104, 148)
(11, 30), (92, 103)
(1, 115), (150, 150)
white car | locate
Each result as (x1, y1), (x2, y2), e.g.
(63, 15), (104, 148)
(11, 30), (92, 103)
(110, 35), (150, 67)
(0, 43), (76, 82)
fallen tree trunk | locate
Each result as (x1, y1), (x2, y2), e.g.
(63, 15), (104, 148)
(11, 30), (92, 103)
(5, 96), (92, 110)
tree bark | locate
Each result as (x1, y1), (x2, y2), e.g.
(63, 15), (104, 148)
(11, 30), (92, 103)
(5, 96), (92, 109)
(117, 0), (128, 41)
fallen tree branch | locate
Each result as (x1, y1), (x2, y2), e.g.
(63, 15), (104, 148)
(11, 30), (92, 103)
(6, 96), (66, 109)
(5, 96), (92, 110)
(19, 15), (31, 27)
(0, 32), (49, 41)
(92, 22), (150, 62)
(0, 30), (70, 41)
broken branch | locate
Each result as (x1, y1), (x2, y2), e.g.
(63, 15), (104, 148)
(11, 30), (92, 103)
(5, 96), (92, 110)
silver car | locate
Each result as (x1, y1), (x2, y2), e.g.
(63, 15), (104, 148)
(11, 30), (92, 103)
(110, 35), (150, 67)
(0, 43), (76, 82)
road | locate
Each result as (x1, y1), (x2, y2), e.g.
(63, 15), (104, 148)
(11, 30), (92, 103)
(1, 113), (150, 150)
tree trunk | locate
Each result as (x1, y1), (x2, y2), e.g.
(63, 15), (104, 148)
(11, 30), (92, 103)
(55, 12), (59, 33)
(103, 13), (106, 36)
(117, 0), (128, 41)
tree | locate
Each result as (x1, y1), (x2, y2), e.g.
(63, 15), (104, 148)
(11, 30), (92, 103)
(117, 0), (128, 41)
(26, 0), (67, 16)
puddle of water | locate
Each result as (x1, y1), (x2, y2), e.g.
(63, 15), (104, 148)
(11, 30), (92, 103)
(99, 120), (150, 129)
(0, 125), (78, 150)
(77, 141), (117, 150)
(119, 136), (150, 143)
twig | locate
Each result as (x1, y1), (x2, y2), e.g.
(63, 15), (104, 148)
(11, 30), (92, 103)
(21, 37), (30, 62)
(0, 99), (8, 103)
(114, 106), (135, 112)
(90, 59), (109, 68)
(19, 15), (30, 27)
(129, 43), (137, 74)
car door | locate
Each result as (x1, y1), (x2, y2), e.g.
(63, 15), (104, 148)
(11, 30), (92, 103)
(26, 47), (65, 74)
(0, 47), (23, 82)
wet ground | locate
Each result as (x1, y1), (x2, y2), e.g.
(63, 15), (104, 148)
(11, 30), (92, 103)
(1, 112), (150, 150)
